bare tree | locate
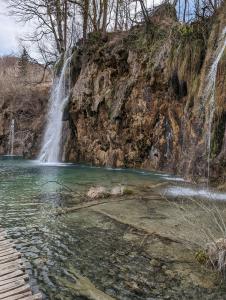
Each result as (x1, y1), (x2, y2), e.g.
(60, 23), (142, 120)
(7, 0), (225, 66)
(8, 0), (71, 62)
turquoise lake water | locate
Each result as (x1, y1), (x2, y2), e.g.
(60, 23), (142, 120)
(0, 157), (225, 299)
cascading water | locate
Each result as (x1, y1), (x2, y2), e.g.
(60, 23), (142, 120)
(39, 55), (71, 163)
(8, 119), (15, 156)
(205, 26), (226, 181)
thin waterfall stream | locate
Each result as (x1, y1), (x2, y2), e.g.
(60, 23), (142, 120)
(8, 118), (15, 156)
(39, 55), (72, 163)
(205, 26), (226, 182)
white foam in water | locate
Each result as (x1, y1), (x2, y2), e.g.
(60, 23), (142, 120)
(166, 186), (226, 201)
(34, 161), (74, 167)
(161, 176), (185, 182)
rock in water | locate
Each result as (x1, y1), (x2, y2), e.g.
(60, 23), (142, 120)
(87, 186), (108, 199)
(110, 185), (124, 196)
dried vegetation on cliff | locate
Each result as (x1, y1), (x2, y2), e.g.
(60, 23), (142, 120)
(0, 55), (51, 156)
(61, 3), (226, 185)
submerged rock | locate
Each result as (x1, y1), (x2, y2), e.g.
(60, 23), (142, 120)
(110, 186), (124, 196)
(87, 185), (133, 199)
(58, 267), (115, 300)
(87, 186), (108, 199)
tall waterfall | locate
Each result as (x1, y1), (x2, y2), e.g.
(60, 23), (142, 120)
(8, 119), (15, 156)
(39, 55), (71, 163)
(205, 26), (226, 180)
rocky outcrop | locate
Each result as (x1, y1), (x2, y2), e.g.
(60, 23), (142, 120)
(0, 84), (50, 157)
(62, 3), (226, 184)
(1, 5), (225, 185)
(0, 57), (50, 157)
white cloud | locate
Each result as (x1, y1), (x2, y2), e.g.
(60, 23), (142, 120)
(0, 0), (168, 58)
(0, 0), (41, 60)
(0, 0), (25, 55)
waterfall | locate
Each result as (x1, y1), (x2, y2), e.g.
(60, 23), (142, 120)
(205, 26), (226, 181)
(8, 119), (15, 156)
(39, 55), (72, 163)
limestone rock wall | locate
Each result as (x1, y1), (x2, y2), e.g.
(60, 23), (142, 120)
(64, 4), (226, 184)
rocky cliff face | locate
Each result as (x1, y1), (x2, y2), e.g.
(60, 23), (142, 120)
(63, 3), (226, 184)
(0, 57), (50, 157)
(1, 5), (225, 185)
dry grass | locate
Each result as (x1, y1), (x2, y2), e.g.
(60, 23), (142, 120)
(162, 187), (226, 273)
(0, 55), (52, 104)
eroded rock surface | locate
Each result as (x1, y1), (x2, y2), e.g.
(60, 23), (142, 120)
(63, 4), (226, 184)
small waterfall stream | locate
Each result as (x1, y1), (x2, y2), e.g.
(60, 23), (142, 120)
(205, 26), (226, 181)
(39, 55), (71, 163)
(8, 119), (15, 156)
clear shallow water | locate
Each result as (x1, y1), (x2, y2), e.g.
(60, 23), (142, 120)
(0, 157), (174, 299)
(1, 158), (226, 299)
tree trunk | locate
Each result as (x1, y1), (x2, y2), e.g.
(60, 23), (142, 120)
(83, 0), (89, 40)
(92, 0), (98, 31)
(64, 0), (68, 50)
(46, 1), (62, 53)
(183, 0), (187, 22)
(102, 0), (108, 34)
(114, 0), (119, 31)
(55, 0), (65, 52)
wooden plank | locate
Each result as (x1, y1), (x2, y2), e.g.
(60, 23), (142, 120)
(1, 291), (32, 300)
(0, 244), (15, 251)
(0, 245), (16, 252)
(0, 284), (31, 299)
(0, 247), (17, 252)
(0, 271), (25, 282)
(0, 240), (14, 246)
(0, 253), (21, 260)
(0, 228), (42, 299)
(0, 268), (23, 278)
(0, 250), (18, 258)
(0, 279), (25, 294)
(0, 253), (21, 262)
(0, 276), (29, 287)
(0, 260), (24, 271)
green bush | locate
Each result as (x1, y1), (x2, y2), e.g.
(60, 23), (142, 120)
(195, 249), (208, 264)
(178, 24), (194, 38)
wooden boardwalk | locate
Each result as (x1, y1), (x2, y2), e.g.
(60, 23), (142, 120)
(0, 228), (42, 300)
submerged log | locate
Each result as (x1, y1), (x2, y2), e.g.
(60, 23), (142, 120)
(55, 197), (136, 216)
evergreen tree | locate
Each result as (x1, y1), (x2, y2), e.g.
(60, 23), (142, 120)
(18, 48), (29, 78)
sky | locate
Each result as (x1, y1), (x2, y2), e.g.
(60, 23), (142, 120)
(0, 0), (171, 58)
(0, 0), (26, 56)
